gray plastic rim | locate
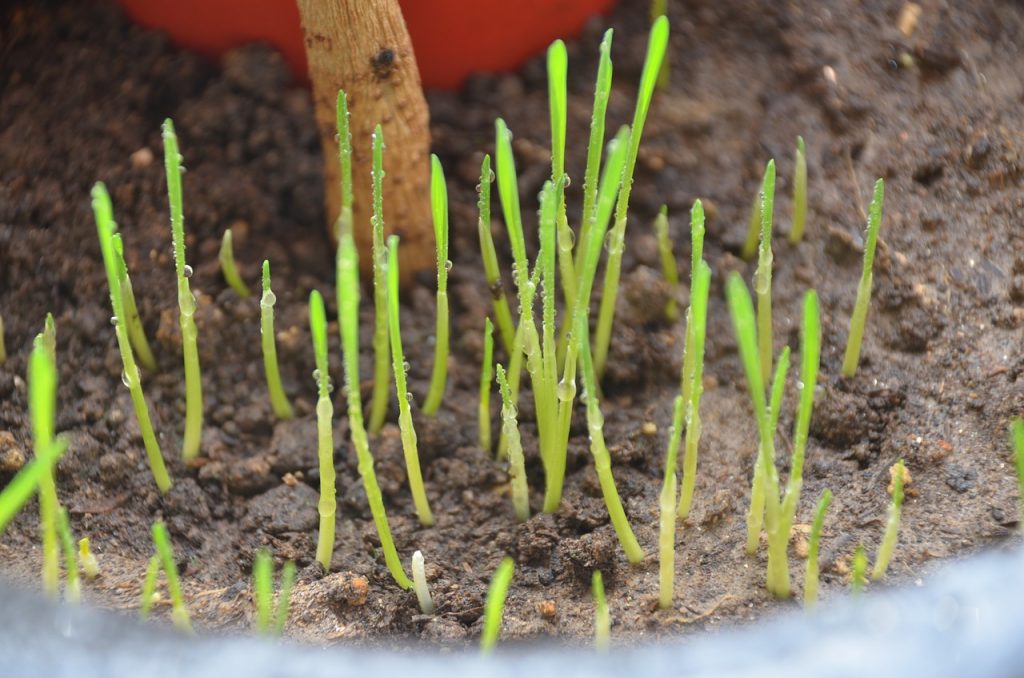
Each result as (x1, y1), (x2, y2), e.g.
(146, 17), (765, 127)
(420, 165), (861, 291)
(2, 546), (1022, 677)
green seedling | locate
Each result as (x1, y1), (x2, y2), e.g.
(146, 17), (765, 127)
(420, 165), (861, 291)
(40, 313), (56, 362)
(309, 290), (337, 569)
(151, 521), (193, 633)
(92, 183), (172, 493)
(0, 313), (6, 363)
(592, 570), (610, 651)
(162, 119), (203, 460)
(336, 231), (413, 590)
(1012, 418), (1024, 528)
(741, 189), (761, 261)
(653, 205), (679, 321)
(422, 155), (450, 415)
(386, 236), (435, 526)
(139, 555), (161, 620)
(479, 318), (494, 452)
(411, 550), (435, 615)
(475, 155), (515, 354)
(850, 545), (868, 595)
(252, 548), (297, 636)
(0, 437), (66, 535)
(872, 459), (906, 581)
(219, 229), (250, 297)
(661, 260), (711, 609)
(480, 557), (515, 654)
(842, 178), (885, 377)
(789, 136), (808, 243)
(260, 261), (294, 420)
(29, 334), (60, 597)
(676, 201), (708, 520)
(803, 489), (832, 610)
(368, 124), (391, 434)
(335, 90), (354, 240)
(78, 537), (100, 579)
(754, 159), (776, 383)
(592, 16), (670, 379)
(650, 0), (669, 89)
(111, 238), (157, 372)
(56, 507), (80, 603)
(496, 364), (529, 522)
(547, 40), (577, 315)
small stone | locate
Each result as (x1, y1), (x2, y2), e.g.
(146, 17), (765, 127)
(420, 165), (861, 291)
(641, 421), (658, 436)
(130, 147), (154, 169)
(0, 431), (26, 473)
(536, 599), (558, 620)
(324, 572), (369, 607)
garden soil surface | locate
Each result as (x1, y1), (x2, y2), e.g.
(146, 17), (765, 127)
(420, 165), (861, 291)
(2, 0), (1023, 648)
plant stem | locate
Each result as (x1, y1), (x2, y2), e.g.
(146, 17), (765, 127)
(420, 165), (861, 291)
(0, 438), (65, 535)
(219, 229), (251, 297)
(871, 459), (905, 580)
(253, 548), (273, 634)
(653, 205), (679, 321)
(368, 124), (391, 433)
(112, 238), (157, 372)
(151, 521), (193, 633)
(139, 554), (160, 620)
(592, 570), (610, 651)
(386, 236), (434, 526)
(260, 261), (294, 420)
(28, 338), (60, 597)
(804, 489), (832, 610)
(1013, 418), (1024, 529)
(56, 507), (80, 603)
(479, 318), (494, 452)
(496, 365), (529, 522)
(422, 155), (449, 415)
(476, 155), (516, 354)
(480, 557), (515, 654)
(411, 550), (435, 615)
(842, 178), (885, 377)
(789, 136), (807, 243)
(309, 290), (337, 569)
(754, 159), (776, 384)
(273, 560), (297, 636)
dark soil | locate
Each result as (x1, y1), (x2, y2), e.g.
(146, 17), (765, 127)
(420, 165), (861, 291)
(2, 0), (1023, 647)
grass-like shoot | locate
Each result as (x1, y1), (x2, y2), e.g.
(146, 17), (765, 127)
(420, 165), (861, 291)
(789, 136), (807, 243)
(151, 521), (193, 632)
(871, 459), (905, 581)
(547, 40), (579, 320)
(653, 205), (679, 321)
(754, 159), (776, 383)
(78, 537), (100, 579)
(660, 256), (711, 609)
(496, 364), (529, 522)
(650, 0), (669, 88)
(842, 178), (885, 377)
(479, 318), (494, 452)
(412, 549), (435, 615)
(56, 507), (81, 603)
(334, 90), (354, 240)
(850, 545), (868, 595)
(336, 230), (414, 589)
(475, 155), (515, 354)
(0, 436), (66, 535)
(368, 124), (391, 434)
(386, 236), (435, 526)
(139, 555), (161, 620)
(592, 16), (670, 379)
(592, 570), (609, 651)
(252, 548), (297, 636)
(260, 261), (294, 420)
(480, 556), (515, 654)
(308, 290), (337, 569)
(219, 228), (251, 297)
(162, 119), (203, 460)
(92, 183), (172, 493)
(422, 155), (450, 415)
(803, 488), (832, 610)
(1012, 418), (1024, 528)
(29, 335), (61, 597)
(111, 238), (158, 372)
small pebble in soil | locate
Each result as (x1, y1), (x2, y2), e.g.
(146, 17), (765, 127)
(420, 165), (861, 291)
(324, 572), (370, 607)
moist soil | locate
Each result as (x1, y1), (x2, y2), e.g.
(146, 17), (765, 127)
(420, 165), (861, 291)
(2, 0), (1023, 648)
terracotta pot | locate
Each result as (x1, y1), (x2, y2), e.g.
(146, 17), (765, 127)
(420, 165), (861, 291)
(115, 0), (614, 89)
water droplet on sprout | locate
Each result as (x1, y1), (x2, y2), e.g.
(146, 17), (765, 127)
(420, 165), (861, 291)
(183, 264), (193, 278)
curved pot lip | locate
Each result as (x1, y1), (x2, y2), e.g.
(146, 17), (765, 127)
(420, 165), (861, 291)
(2, 545), (1021, 677)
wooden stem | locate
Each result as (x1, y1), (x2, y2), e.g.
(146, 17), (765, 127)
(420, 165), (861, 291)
(296, 0), (432, 283)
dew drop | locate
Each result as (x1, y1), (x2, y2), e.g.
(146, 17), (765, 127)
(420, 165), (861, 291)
(183, 264), (193, 278)
(403, 361), (411, 372)
(121, 368), (133, 388)
(109, 316), (119, 326)
(556, 378), (576, 402)
(312, 368), (321, 383)
(488, 169), (496, 183)
(261, 290), (277, 306)
(563, 174), (572, 188)
(445, 259), (453, 272)
(179, 165), (187, 174)
(475, 183), (482, 193)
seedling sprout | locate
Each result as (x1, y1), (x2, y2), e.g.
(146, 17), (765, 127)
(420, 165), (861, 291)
(422, 154), (450, 415)
(56, 507), (80, 603)
(592, 570), (610, 651)
(111, 236), (158, 372)
(260, 260), (294, 420)
(334, 90), (354, 240)
(842, 178), (885, 377)
(653, 205), (679, 321)
(337, 230), (414, 589)
(139, 555), (160, 620)
(151, 520), (193, 633)
(754, 159), (776, 383)
(386, 236), (435, 526)
(252, 548), (296, 636)
(803, 489), (832, 610)
(850, 545), (868, 595)
(162, 119), (204, 460)
(309, 289), (337, 569)
(78, 537), (100, 579)
(479, 318), (494, 452)
(411, 550), (435, 615)
(475, 155), (515, 353)
(92, 183), (172, 493)
(29, 334), (60, 596)
(368, 123), (391, 434)
(219, 228), (251, 297)
(1012, 418), (1024, 528)
(871, 459), (906, 581)
(789, 136), (808, 243)
(480, 557), (515, 654)
(496, 364), (530, 522)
